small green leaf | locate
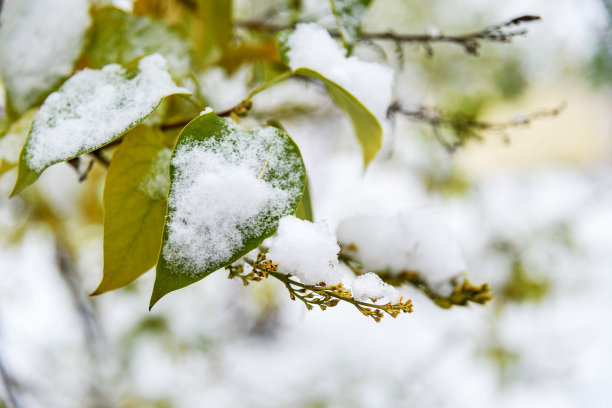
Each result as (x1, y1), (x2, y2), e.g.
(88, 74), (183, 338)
(330, 0), (373, 55)
(295, 178), (313, 222)
(295, 68), (382, 165)
(92, 125), (171, 295)
(150, 111), (306, 308)
(88, 7), (192, 79)
(11, 54), (190, 196)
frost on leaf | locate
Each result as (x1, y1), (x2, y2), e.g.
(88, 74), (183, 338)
(151, 112), (306, 307)
(337, 209), (467, 297)
(0, 0), (91, 115)
(279, 23), (393, 165)
(330, 0), (373, 55)
(11, 54), (191, 196)
(267, 216), (342, 286)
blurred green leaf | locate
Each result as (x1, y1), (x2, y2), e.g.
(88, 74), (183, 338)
(92, 125), (170, 295)
(499, 260), (550, 304)
(150, 111), (306, 307)
(330, 0), (373, 55)
(88, 7), (192, 79)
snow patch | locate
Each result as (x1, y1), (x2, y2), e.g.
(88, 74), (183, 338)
(337, 208), (467, 296)
(267, 216), (342, 286)
(351, 272), (400, 304)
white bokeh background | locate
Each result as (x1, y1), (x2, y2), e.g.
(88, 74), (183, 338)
(1, 0), (612, 407)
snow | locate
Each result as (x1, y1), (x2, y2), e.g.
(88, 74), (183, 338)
(267, 216), (342, 286)
(162, 120), (304, 276)
(351, 272), (400, 304)
(337, 208), (467, 296)
(285, 23), (394, 119)
(24, 54), (190, 172)
(201, 107), (214, 115)
(0, 0), (91, 114)
(93, 0), (134, 12)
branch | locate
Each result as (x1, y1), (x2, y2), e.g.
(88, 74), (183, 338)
(339, 250), (492, 309)
(227, 253), (413, 322)
(387, 102), (566, 152)
(235, 15), (541, 56)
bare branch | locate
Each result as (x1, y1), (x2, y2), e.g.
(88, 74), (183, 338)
(235, 15), (541, 56)
(388, 102), (566, 152)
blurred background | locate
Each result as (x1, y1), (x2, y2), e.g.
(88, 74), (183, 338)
(1, 0), (612, 406)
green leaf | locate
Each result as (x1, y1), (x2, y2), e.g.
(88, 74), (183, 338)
(294, 178), (313, 222)
(150, 111), (306, 308)
(88, 7), (192, 79)
(330, 0), (373, 55)
(92, 125), (171, 295)
(11, 54), (190, 196)
(294, 68), (382, 165)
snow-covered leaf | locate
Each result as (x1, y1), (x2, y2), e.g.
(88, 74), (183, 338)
(92, 125), (171, 295)
(88, 7), (192, 79)
(0, 0), (91, 115)
(11, 54), (191, 196)
(278, 23), (393, 166)
(330, 0), (373, 55)
(150, 111), (306, 307)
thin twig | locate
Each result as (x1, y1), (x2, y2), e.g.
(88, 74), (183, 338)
(235, 15), (541, 56)
(387, 101), (566, 152)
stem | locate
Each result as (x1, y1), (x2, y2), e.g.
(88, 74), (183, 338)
(268, 271), (400, 313)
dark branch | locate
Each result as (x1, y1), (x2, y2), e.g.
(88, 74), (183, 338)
(235, 15), (541, 56)
(91, 150), (110, 167)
